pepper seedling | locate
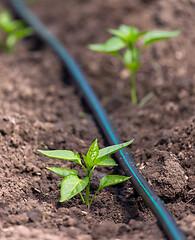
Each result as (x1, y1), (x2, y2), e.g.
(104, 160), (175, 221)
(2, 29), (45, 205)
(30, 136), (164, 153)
(88, 25), (180, 104)
(0, 10), (33, 53)
(38, 139), (133, 207)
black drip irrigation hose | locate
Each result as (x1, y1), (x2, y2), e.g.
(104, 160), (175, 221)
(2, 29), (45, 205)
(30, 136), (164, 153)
(8, 1), (186, 239)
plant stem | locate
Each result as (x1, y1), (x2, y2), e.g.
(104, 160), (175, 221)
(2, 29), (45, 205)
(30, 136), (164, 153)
(89, 188), (100, 207)
(85, 166), (96, 206)
(85, 169), (92, 206)
(89, 166), (95, 179)
(130, 71), (137, 104)
(79, 192), (85, 203)
(81, 164), (88, 175)
(85, 182), (90, 206)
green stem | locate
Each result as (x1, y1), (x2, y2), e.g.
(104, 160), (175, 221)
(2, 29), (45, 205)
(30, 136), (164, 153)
(89, 188), (100, 207)
(130, 71), (137, 104)
(79, 192), (85, 203)
(85, 182), (90, 206)
(85, 166), (96, 206)
(85, 168), (92, 206)
(89, 166), (95, 179)
(81, 164), (88, 175)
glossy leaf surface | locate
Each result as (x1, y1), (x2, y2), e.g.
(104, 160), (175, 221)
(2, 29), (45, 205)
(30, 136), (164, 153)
(88, 37), (126, 53)
(81, 153), (88, 165)
(46, 167), (78, 178)
(99, 175), (131, 190)
(38, 149), (82, 165)
(109, 28), (129, 41)
(6, 27), (33, 52)
(87, 139), (99, 160)
(98, 139), (134, 158)
(94, 156), (118, 166)
(0, 11), (24, 34)
(119, 25), (138, 34)
(60, 175), (89, 202)
(109, 25), (146, 44)
(144, 30), (180, 46)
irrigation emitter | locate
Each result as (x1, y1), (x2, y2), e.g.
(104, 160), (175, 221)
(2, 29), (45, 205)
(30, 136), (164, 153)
(8, 1), (186, 239)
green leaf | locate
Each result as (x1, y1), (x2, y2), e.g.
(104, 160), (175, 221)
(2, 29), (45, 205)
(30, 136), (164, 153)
(81, 155), (90, 171)
(6, 34), (17, 52)
(109, 25), (137, 42)
(6, 20), (25, 34)
(128, 31), (147, 44)
(109, 25), (146, 45)
(88, 43), (105, 52)
(120, 25), (139, 35)
(81, 153), (88, 164)
(37, 149), (82, 166)
(84, 139), (99, 170)
(0, 11), (12, 32)
(109, 29), (129, 41)
(87, 139), (99, 162)
(99, 175), (131, 191)
(14, 27), (33, 39)
(144, 30), (180, 46)
(98, 139), (134, 158)
(94, 156), (118, 166)
(100, 36), (126, 51)
(60, 175), (89, 202)
(46, 167), (78, 178)
(0, 11), (25, 34)
(6, 27), (33, 52)
(88, 37), (126, 53)
(0, 11), (12, 23)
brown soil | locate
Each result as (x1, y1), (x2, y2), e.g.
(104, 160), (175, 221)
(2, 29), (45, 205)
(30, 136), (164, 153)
(0, 0), (194, 239)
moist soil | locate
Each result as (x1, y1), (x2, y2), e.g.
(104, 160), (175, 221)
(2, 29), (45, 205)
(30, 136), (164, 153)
(0, 0), (194, 239)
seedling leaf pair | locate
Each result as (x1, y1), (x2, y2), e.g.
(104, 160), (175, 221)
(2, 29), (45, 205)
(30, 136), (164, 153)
(38, 139), (133, 206)
(89, 25), (180, 104)
(109, 25), (146, 44)
(0, 10), (33, 53)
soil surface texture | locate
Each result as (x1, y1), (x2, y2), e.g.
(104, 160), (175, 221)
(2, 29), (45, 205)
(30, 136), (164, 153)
(0, 0), (194, 239)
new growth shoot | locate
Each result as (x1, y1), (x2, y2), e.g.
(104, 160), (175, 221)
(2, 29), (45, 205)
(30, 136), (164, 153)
(88, 25), (180, 104)
(0, 10), (33, 53)
(38, 139), (133, 207)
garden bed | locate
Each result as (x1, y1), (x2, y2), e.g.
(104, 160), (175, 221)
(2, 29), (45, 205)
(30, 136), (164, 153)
(0, 0), (194, 239)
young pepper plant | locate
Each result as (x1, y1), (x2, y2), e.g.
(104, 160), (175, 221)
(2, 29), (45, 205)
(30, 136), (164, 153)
(38, 139), (133, 207)
(88, 25), (180, 104)
(0, 10), (33, 53)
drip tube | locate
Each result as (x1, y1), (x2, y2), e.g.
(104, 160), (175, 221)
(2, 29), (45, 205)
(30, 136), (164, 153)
(8, 1), (186, 239)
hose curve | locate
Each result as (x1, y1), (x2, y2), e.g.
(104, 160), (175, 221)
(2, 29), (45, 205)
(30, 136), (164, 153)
(8, 1), (186, 239)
